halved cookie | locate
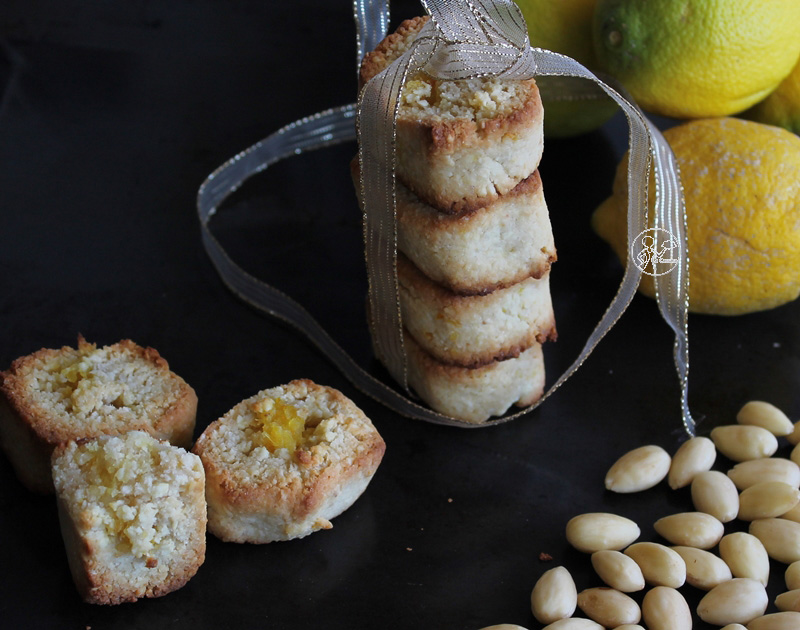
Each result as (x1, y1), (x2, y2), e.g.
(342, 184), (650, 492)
(0, 337), (197, 493)
(52, 431), (206, 605)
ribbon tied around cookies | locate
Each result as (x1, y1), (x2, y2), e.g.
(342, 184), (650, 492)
(198, 0), (694, 435)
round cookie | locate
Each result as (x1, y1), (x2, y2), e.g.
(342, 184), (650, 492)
(192, 380), (385, 543)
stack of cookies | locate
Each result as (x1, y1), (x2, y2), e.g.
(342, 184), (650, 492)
(357, 16), (557, 423)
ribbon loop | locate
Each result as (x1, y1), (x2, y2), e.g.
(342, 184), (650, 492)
(353, 0), (391, 67)
(198, 0), (694, 435)
(357, 2), (692, 433)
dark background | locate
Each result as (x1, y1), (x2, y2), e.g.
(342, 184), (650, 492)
(1, 1), (799, 628)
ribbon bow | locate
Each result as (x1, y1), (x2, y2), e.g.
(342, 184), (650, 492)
(198, 0), (694, 435)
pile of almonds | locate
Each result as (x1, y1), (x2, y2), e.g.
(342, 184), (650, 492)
(481, 401), (800, 630)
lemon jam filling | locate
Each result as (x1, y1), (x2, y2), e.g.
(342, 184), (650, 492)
(53, 353), (131, 412)
(57, 356), (94, 399)
(400, 74), (524, 121)
(251, 397), (319, 453)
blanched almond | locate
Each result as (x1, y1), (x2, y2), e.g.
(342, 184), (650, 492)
(737, 400), (794, 436)
(739, 481), (800, 521)
(719, 624), (747, 630)
(614, 626), (645, 630)
(750, 518), (800, 564)
(719, 532), (770, 586)
(781, 502), (800, 523)
(727, 458), (800, 490)
(788, 421), (800, 446)
(671, 545), (732, 590)
(747, 612), (800, 630)
(786, 561), (800, 590)
(691, 470), (739, 522)
(711, 424), (778, 462)
(776, 589), (800, 612)
(605, 445), (671, 493)
(697, 578), (768, 625)
(577, 587), (641, 627)
(530, 566), (576, 624)
(791, 442), (800, 467)
(541, 619), (604, 630)
(653, 512), (724, 549)
(565, 513), (640, 553)
(590, 550), (645, 592)
(479, 626), (529, 630)
(641, 586), (692, 630)
(623, 542), (685, 588)
(668, 436), (716, 489)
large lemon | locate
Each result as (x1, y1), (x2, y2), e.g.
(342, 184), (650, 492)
(592, 118), (800, 316)
(592, 0), (800, 118)
(743, 54), (800, 135)
(515, 0), (617, 137)
(517, 0), (596, 64)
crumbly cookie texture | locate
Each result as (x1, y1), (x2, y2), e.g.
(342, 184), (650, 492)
(404, 332), (546, 424)
(351, 159), (556, 294)
(193, 379), (386, 544)
(360, 16), (528, 123)
(359, 15), (544, 213)
(0, 336), (197, 493)
(51, 431), (206, 605)
(397, 170), (556, 294)
(398, 253), (557, 368)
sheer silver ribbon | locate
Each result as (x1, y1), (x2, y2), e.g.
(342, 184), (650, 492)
(197, 0), (694, 435)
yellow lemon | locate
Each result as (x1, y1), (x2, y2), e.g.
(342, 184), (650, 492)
(515, 0), (617, 137)
(592, 0), (800, 118)
(592, 117), (800, 316)
(517, 0), (596, 64)
(743, 54), (800, 135)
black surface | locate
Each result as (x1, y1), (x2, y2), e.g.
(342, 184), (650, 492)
(2, 2), (799, 629)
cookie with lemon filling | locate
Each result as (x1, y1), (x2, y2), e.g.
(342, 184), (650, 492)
(0, 337), (198, 493)
(359, 15), (544, 214)
(51, 431), (206, 605)
(192, 379), (385, 544)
